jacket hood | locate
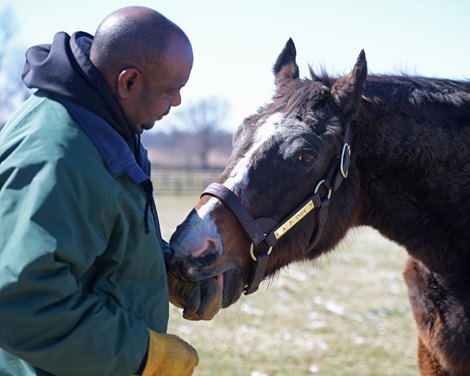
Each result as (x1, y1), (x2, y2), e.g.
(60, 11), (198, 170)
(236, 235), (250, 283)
(22, 31), (135, 140)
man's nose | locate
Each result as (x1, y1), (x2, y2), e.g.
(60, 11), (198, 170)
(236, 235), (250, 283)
(171, 91), (182, 107)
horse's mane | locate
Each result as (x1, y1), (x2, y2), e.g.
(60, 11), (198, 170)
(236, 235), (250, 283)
(307, 66), (470, 120)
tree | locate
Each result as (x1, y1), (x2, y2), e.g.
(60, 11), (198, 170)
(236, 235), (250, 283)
(173, 97), (230, 168)
(0, 7), (30, 128)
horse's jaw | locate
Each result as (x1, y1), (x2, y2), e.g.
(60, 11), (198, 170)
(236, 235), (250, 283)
(168, 257), (246, 309)
(169, 208), (249, 308)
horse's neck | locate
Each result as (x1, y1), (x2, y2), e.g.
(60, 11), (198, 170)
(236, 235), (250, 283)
(353, 100), (470, 273)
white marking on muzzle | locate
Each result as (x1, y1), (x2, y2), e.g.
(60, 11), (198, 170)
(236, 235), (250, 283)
(173, 210), (221, 257)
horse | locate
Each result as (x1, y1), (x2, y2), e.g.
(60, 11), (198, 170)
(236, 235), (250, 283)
(168, 38), (470, 375)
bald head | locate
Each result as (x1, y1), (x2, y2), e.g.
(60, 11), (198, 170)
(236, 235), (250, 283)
(90, 6), (191, 79)
(89, 7), (193, 133)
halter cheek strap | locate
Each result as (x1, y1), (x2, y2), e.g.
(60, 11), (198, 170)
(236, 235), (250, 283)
(202, 183), (324, 295)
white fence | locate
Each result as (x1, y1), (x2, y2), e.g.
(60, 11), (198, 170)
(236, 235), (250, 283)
(151, 168), (223, 195)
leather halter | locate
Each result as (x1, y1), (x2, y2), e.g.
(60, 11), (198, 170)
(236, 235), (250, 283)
(201, 123), (352, 295)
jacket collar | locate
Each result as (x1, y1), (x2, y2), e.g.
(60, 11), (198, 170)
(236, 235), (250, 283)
(57, 96), (149, 184)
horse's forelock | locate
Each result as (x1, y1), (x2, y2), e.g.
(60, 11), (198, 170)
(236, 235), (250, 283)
(308, 65), (337, 87)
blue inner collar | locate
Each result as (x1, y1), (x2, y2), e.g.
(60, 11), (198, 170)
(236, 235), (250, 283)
(57, 97), (150, 184)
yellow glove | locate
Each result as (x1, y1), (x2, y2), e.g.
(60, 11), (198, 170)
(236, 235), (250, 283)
(142, 329), (198, 376)
(168, 271), (222, 321)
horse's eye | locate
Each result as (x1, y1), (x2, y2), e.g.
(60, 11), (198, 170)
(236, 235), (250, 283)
(297, 152), (316, 164)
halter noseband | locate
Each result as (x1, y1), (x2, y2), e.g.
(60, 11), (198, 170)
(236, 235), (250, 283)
(201, 123), (352, 295)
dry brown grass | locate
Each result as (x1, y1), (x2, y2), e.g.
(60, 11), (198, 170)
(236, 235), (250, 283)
(156, 194), (419, 375)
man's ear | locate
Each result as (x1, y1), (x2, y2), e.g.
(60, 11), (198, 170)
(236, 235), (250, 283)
(116, 68), (141, 99)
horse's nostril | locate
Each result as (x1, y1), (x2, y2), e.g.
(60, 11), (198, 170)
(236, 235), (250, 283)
(192, 236), (220, 258)
(206, 238), (219, 253)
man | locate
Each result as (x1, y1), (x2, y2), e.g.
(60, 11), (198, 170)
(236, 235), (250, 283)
(0, 6), (221, 376)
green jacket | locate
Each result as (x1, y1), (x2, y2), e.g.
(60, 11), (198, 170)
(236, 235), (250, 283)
(0, 92), (169, 375)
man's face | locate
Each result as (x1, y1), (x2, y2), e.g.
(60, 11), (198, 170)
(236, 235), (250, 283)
(122, 36), (193, 133)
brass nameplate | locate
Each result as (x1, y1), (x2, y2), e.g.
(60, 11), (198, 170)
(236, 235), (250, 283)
(273, 200), (315, 240)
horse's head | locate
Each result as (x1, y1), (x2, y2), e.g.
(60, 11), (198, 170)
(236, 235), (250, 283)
(169, 39), (367, 308)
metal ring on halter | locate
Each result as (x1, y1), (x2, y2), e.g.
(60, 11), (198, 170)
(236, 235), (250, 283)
(249, 242), (273, 262)
(314, 179), (332, 199)
(340, 143), (351, 178)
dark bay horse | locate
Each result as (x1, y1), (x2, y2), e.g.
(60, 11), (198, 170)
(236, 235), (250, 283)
(169, 39), (470, 375)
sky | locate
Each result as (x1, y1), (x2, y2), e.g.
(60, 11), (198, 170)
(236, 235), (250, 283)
(3, 0), (470, 132)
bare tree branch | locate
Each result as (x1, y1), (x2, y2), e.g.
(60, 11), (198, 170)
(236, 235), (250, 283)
(0, 6), (30, 128)
(173, 97), (230, 168)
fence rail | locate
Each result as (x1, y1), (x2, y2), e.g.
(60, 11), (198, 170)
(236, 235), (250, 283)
(151, 168), (223, 195)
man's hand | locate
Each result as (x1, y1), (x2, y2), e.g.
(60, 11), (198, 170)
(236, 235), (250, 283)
(142, 330), (198, 376)
(168, 271), (222, 320)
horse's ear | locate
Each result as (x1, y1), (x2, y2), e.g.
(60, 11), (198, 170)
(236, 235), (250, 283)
(331, 50), (367, 117)
(273, 38), (299, 87)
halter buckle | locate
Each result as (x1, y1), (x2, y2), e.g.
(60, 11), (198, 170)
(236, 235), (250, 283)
(340, 143), (351, 178)
(249, 242), (273, 262)
(314, 179), (332, 199)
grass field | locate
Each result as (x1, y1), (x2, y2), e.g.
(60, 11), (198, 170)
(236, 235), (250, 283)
(155, 194), (419, 376)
